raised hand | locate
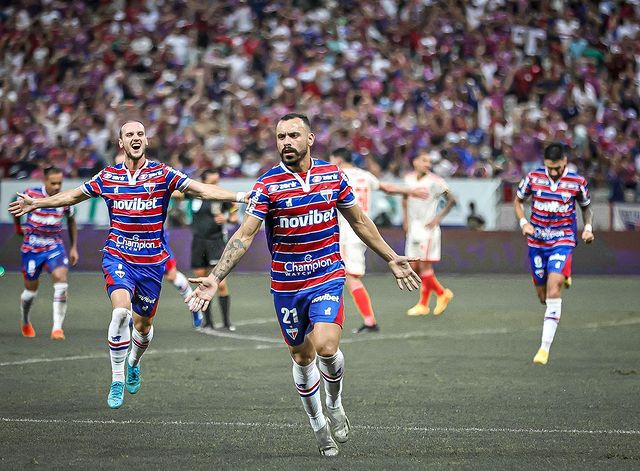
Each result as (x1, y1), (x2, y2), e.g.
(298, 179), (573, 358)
(388, 256), (421, 291)
(9, 193), (36, 217)
(185, 276), (219, 312)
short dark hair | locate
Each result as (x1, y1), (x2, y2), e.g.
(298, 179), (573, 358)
(44, 166), (63, 177)
(331, 147), (352, 163)
(201, 168), (220, 181)
(544, 143), (565, 161)
(278, 113), (310, 129)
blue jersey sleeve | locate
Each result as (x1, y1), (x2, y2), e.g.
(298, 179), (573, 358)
(164, 165), (192, 193)
(577, 176), (591, 207)
(516, 174), (532, 200)
(336, 170), (356, 208)
(245, 180), (270, 220)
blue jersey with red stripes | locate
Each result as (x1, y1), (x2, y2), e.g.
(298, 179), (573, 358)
(245, 159), (356, 293)
(81, 160), (191, 265)
(517, 167), (590, 249)
(20, 187), (74, 254)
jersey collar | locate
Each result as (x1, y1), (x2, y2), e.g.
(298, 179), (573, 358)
(279, 159), (314, 193)
(123, 159), (148, 185)
(545, 166), (568, 192)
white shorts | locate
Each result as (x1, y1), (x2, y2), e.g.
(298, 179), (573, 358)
(405, 226), (441, 262)
(340, 240), (367, 276)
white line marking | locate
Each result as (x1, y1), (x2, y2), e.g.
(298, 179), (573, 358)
(233, 317), (277, 326)
(2, 317), (638, 368)
(1, 417), (638, 435)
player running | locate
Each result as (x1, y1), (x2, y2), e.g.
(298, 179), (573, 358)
(186, 113), (420, 456)
(9, 120), (245, 409)
(514, 142), (594, 365)
(13, 166), (78, 339)
(329, 147), (427, 333)
(403, 151), (457, 317)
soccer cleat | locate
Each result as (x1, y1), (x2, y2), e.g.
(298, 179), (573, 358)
(407, 304), (430, 316)
(107, 381), (125, 409)
(50, 329), (65, 340)
(327, 405), (351, 443)
(533, 348), (549, 365)
(222, 324), (237, 332)
(126, 359), (142, 394)
(564, 277), (572, 289)
(21, 323), (36, 338)
(314, 422), (339, 456)
(433, 289), (454, 316)
(192, 311), (203, 329)
(352, 323), (380, 334)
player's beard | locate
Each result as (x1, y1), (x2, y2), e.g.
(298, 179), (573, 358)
(280, 145), (307, 167)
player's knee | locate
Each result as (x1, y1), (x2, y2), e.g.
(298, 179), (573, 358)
(53, 282), (68, 302)
(111, 308), (131, 328)
(21, 289), (38, 301)
(315, 343), (339, 358)
(218, 281), (229, 296)
(346, 276), (363, 291)
(291, 351), (316, 366)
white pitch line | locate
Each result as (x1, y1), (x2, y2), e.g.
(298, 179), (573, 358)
(1, 417), (638, 436)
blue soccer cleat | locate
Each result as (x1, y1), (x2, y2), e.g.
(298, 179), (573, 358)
(126, 359), (142, 394)
(107, 381), (125, 409)
(192, 311), (203, 329)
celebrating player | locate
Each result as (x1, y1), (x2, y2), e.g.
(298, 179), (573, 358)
(329, 147), (427, 333)
(186, 113), (420, 456)
(514, 142), (594, 365)
(9, 120), (245, 409)
(188, 169), (238, 332)
(403, 151), (457, 317)
(13, 166), (78, 340)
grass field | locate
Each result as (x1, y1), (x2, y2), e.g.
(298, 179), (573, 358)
(1, 272), (639, 469)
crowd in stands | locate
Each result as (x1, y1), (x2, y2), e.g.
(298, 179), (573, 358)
(1, 0), (639, 202)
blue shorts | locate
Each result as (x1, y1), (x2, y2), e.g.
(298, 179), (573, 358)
(21, 244), (68, 281)
(273, 281), (345, 346)
(102, 253), (164, 317)
(528, 246), (573, 286)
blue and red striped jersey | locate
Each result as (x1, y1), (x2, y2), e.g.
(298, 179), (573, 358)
(81, 160), (191, 265)
(20, 187), (74, 253)
(517, 167), (591, 248)
(245, 159), (356, 293)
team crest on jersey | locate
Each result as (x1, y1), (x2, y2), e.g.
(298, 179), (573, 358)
(143, 182), (156, 194)
(320, 190), (333, 203)
(286, 327), (299, 339)
(561, 192), (571, 203)
(115, 264), (125, 279)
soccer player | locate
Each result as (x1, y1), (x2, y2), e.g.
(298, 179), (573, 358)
(514, 142), (594, 365)
(186, 113), (420, 456)
(9, 120), (245, 409)
(189, 169), (238, 332)
(403, 151), (457, 317)
(329, 147), (427, 333)
(13, 166), (78, 339)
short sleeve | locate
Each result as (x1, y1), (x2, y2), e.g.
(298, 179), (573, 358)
(337, 171), (356, 208)
(81, 171), (105, 197)
(516, 174), (532, 200)
(577, 177), (591, 207)
(245, 180), (270, 220)
(164, 165), (192, 193)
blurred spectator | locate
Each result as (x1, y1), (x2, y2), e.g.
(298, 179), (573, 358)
(0, 0), (637, 205)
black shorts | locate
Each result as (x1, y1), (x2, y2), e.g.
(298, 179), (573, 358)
(191, 236), (226, 269)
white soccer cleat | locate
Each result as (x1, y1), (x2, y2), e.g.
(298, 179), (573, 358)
(314, 422), (339, 456)
(327, 405), (351, 443)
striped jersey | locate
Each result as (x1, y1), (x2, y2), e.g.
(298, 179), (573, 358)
(245, 159), (356, 293)
(81, 160), (192, 265)
(20, 187), (74, 253)
(517, 167), (590, 248)
(338, 166), (380, 245)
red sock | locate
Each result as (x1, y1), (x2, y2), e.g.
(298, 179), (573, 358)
(350, 285), (376, 326)
(429, 273), (445, 296)
(419, 275), (432, 305)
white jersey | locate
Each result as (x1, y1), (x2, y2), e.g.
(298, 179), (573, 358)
(404, 171), (448, 232)
(338, 166), (380, 244)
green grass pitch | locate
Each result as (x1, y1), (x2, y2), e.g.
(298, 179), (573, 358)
(1, 272), (639, 469)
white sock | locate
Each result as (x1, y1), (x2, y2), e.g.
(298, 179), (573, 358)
(20, 289), (37, 324)
(292, 358), (326, 432)
(128, 326), (154, 367)
(541, 298), (562, 351)
(52, 283), (68, 331)
(317, 350), (344, 410)
(108, 308), (131, 383)
(173, 271), (191, 299)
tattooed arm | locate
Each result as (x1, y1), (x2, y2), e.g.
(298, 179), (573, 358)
(186, 214), (263, 312)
